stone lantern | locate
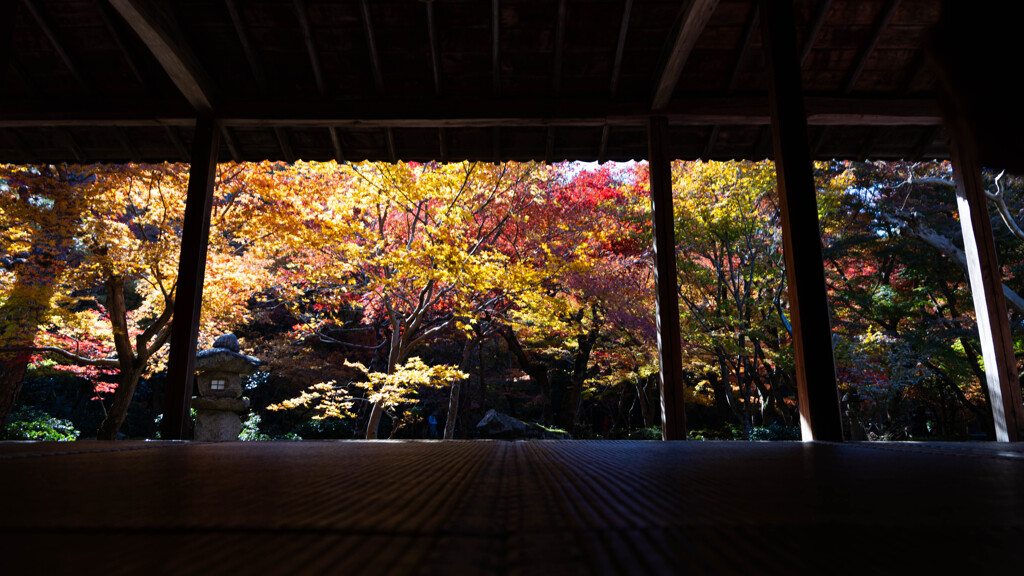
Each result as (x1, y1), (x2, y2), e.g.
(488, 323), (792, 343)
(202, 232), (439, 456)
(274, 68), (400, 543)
(192, 334), (260, 441)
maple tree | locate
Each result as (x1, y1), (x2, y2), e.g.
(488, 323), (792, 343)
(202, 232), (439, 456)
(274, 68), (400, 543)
(0, 162), (282, 438)
(267, 160), (554, 439)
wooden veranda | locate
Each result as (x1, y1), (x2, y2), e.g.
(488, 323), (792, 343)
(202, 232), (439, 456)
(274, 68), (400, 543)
(2, 1), (1024, 572)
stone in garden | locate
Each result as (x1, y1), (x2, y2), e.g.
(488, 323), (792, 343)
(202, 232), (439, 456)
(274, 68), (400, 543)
(476, 409), (571, 440)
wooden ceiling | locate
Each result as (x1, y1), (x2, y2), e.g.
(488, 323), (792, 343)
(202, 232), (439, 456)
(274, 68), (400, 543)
(0, 0), (947, 164)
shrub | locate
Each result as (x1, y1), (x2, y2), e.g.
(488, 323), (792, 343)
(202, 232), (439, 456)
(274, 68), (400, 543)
(3, 408), (80, 441)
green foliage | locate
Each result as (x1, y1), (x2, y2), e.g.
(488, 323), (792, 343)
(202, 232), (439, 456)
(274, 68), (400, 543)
(239, 413), (301, 441)
(749, 424), (801, 441)
(152, 408), (196, 439)
(688, 424), (745, 441)
(628, 427), (662, 440)
(2, 408), (80, 441)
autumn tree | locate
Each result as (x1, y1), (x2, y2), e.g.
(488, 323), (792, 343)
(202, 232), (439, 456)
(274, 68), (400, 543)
(0, 164), (103, 429)
(494, 162), (656, 431)
(1, 162), (282, 439)
(269, 161), (552, 439)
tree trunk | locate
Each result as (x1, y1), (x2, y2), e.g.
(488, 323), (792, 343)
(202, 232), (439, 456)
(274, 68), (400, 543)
(634, 377), (652, 428)
(96, 367), (145, 440)
(500, 326), (554, 425)
(557, 327), (599, 430)
(365, 401), (384, 440)
(444, 335), (479, 440)
(0, 353), (31, 429)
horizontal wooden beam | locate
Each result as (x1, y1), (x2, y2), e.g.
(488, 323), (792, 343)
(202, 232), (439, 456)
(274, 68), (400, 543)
(0, 97), (943, 129)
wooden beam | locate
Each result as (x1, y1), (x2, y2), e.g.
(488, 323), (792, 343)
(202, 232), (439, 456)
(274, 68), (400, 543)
(360, 0), (384, 95)
(220, 125), (242, 163)
(726, 4), (758, 94)
(0, 96), (945, 129)
(843, 0), (901, 94)
(164, 125), (189, 163)
(949, 122), (1024, 442)
(1, 128), (35, 163)
(552, 0), (567, 96)
(910, 125), (937, 161)
(425, 0), (441, 97)
(800, 0), (833, 66)
(609, 0), (633, 98)
(115, 126), (141, 162)
(760, 0), (843, 442)
(598, 125), (610, 163)
(701, 125), (719, 159)
(492, 127), (500, 163)
(108, 0), (214, 112)
(492, 0), (500, 97)
(438, 127), (448, 163)
(58, 128), (85, 164)
(22, 0), (92, 91)
(329, 127), (345, 163)
(94, 0), (149, 92)
(545, 127), (555, 164)
(161, 116), (219, 440)
(385, 127), (396, 163)
(275, 127), (295, 163)
(295, 0), (326, 96)
(226, 0), (268, 92)
(652, 0), (719, 110)
(0, 0), (15, 94)
(647, 116), (686, 440)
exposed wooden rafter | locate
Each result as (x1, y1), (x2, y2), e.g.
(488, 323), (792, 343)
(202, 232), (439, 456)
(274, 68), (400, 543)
(425, 0), (441, 97)
(552, 0), (567, 96)
(294, 0), (326, 96)
(360, 0), (384, 95)
(843, 0), (901, 94)
(800, 0), (833, 66)
(220, 125), (242, 163)
(22, 0), (92, 91)
(108, 0), (215, 112)
(275, 128), (295, 163)
(652, 0), (719, 110)
(0, 0), (15, 94)
(609, 0), (633, 98)
(727, 5), (759, 94)
(115, 126), (141, 162)
(226, 0), (267, 92)
(164, 125), (189, 162)
(94, 0), (149, 92)
(492, 0), (500, 97)
(58, 128), (85, 163)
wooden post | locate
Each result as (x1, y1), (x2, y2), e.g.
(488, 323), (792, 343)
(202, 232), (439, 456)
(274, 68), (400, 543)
(759, 0), (843, 442)
(161, 117), (219, 440)
(949, 129), (1024, 442)
(648, 116), (686, 440)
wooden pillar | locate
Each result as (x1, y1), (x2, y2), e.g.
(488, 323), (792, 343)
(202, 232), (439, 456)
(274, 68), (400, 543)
(161, 117), (219, 440)
(949, 129), (1024, 442)
(759, 0), (843, 442)
(648, 116), (686, 440)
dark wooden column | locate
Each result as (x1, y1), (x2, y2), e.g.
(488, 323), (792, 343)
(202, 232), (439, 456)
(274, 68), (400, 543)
(949, 130), (1024, 442)
(648, 116), (686, 440)
(759, 0), (843, 442)
(161, 117), (219, 440)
